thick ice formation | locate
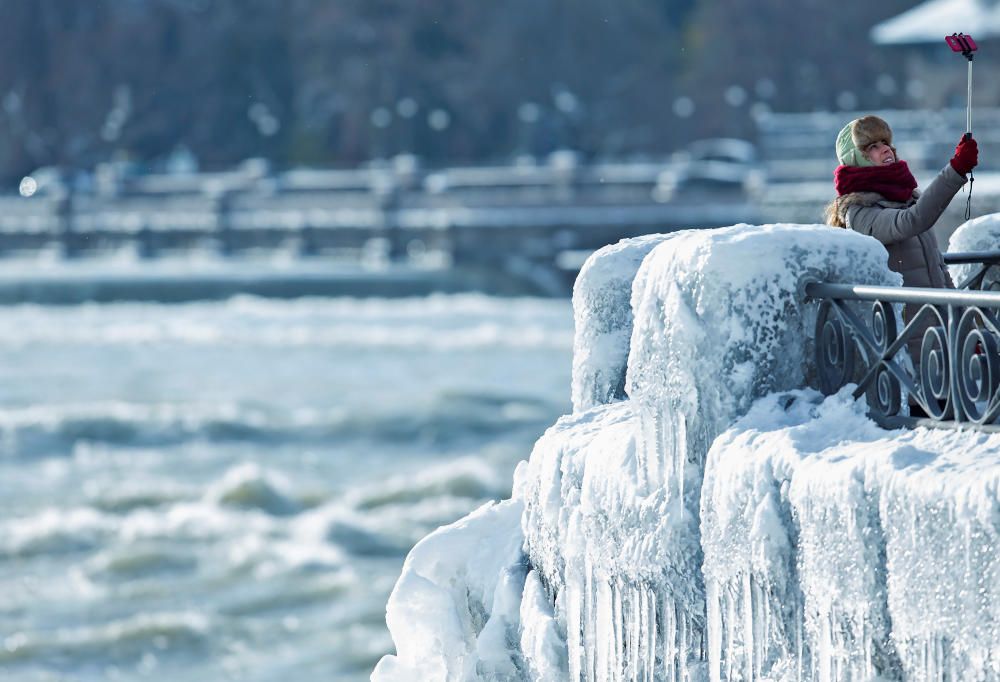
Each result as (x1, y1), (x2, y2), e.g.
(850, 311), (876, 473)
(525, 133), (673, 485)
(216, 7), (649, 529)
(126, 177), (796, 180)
(514, 400), (687, 681)
(371, 500), (529, 681)
(515, 224), (902, 680)
(572, 234), (679, 412)
(374, 221), (1000, 682)
(702, 387), (1000, 681)
(947, 212), (1000, 287)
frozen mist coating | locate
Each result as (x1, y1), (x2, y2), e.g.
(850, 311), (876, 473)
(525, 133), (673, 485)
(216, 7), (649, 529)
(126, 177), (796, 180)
(572, 233), (679, 413)
(371, 500), (530, 681)
(625, 223), (900, 457)
(518, 225), (900, 679)
(702, 388), (1000, 681)
(374, 223), (997, 681)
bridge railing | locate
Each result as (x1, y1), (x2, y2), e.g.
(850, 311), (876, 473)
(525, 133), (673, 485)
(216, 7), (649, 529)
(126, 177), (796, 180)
(807, 251), (1000, 429)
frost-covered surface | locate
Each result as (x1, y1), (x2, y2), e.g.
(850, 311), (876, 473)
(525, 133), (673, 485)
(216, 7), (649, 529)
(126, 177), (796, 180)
(514, 400), (694, 680)
(702, 388), (1000, 681)
(572, 233), (679, 412)
(371, 500), (529, 681)
(625, 223), (900, 468)
(947, 212), (1000, 287)
(374, 223), (1000, 682)
(517, 224), (901, 679)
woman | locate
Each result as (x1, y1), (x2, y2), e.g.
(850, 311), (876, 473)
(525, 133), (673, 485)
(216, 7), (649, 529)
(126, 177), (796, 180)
(826, 116), (979, 416)
(825, 114), (978, 288)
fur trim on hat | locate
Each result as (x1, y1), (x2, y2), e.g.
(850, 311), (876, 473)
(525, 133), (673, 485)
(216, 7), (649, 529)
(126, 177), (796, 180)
(835, 115), (899, 167)
(851, 115), (893, 150)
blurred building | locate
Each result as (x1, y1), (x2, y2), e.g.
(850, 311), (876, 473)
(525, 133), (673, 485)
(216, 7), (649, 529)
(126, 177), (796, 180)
(872, 0), (1000, 109)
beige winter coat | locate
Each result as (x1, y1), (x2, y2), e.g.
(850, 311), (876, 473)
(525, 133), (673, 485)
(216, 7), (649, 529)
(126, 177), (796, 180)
(826, 164), (967, 289)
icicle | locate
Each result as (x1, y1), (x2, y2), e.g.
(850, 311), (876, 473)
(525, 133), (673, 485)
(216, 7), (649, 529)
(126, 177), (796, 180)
(795, 601), (803, 682)
(743, 572), (754, 681)
(628, 585), (640, 681)
(751, 576), (765, 679)
(818, 610), (831, 682)
(567, 569), (584, 682)
(658, 408), (671, 496)
(674, 412), (687, 504)
(645, 588), (657, 682)
(637, 408), (658, 494)
(632, 585), (649, 682)
(679, 607), (689, 682)
(612, 579), (623, 682)
(861, 615), (871, 679)
(623, 583), (632, 682)
(707, 580), (722, 682)
(596, 576), (613, 682)
(662, 594), (676, 682)
(585, 556), (597, 682)
(725, 585), (737, 682)
(934, 635), (943, 682)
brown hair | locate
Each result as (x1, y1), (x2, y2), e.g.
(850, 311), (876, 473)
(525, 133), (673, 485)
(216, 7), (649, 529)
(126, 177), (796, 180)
(824, 197), (846, 228)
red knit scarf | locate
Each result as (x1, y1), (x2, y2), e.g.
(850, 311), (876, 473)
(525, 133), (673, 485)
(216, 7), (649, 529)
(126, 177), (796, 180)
(834, 161), (917, 203)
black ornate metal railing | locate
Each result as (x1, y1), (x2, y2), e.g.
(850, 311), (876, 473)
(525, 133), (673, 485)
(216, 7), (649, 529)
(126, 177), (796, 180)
(942, 250), (1000, 290)
(807, 252), (1000, 429)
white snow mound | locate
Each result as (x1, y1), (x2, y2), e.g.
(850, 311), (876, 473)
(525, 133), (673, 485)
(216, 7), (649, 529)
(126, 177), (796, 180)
(947, 212), (1000, 287)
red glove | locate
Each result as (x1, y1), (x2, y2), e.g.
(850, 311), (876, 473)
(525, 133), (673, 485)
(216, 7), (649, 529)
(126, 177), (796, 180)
(950, 135), (978, 176)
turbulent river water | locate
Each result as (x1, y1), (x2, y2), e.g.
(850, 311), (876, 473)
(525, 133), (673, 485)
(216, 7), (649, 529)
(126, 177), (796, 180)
(0, 293), (573, 681)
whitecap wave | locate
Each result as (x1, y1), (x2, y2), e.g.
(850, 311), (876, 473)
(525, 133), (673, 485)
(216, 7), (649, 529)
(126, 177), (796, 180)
(0, 294), (573, 350)
(0, 611), (212, 664)
(0, 393), (558, 457)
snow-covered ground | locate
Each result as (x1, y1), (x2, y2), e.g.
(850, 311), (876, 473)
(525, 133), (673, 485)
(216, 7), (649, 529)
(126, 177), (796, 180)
(373, 221), (1000, 681)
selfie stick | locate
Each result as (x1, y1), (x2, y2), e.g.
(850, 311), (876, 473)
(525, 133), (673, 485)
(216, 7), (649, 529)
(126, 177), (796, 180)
(946, 33), (976, 138)
(947, 33), (977, 218)
(965, 47), (973, 136)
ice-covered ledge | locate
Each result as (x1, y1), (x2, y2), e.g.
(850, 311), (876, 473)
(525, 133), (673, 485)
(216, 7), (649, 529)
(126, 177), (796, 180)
(702, 387), (1000, 681)
(373, 223), (1000, 681)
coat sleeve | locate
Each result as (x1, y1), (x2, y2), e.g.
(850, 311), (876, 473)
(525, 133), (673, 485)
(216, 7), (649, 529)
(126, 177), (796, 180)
(845, 164), (967, 245)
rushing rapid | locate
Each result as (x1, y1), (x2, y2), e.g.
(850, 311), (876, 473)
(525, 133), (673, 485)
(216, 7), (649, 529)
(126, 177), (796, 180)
(0, 293), (573, 681)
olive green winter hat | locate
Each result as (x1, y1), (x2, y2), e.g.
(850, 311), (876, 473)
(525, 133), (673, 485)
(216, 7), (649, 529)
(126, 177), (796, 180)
(836, 115), (895, 167)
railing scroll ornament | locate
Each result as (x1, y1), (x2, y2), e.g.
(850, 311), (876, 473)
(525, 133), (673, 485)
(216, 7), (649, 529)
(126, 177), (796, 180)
(809, 252), (1000, 429)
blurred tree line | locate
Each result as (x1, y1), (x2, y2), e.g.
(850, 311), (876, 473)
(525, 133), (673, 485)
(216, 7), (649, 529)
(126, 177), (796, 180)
(0, 0), (916, 183)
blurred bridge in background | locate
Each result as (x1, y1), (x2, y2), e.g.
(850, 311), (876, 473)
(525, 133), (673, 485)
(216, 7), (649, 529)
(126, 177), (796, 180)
(0, 149), (761, 297)
(2, 108), (1000, 299)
